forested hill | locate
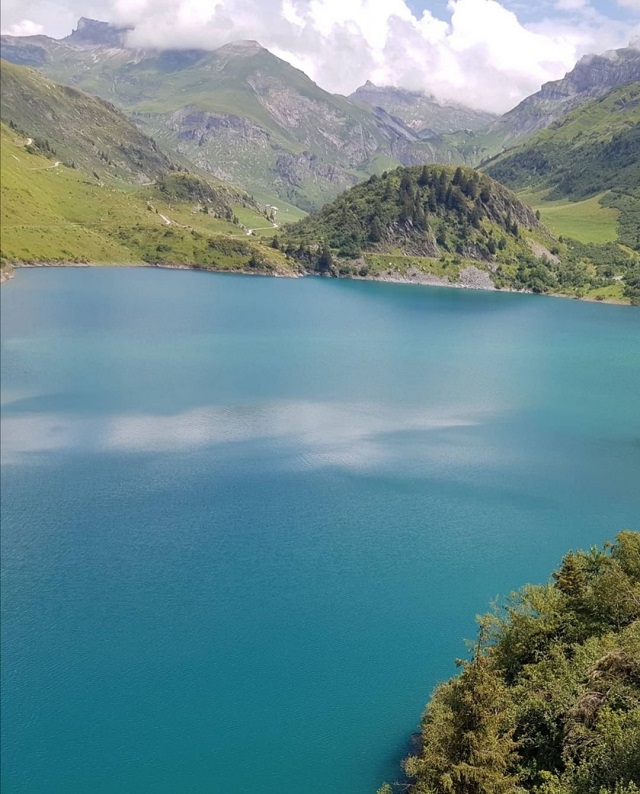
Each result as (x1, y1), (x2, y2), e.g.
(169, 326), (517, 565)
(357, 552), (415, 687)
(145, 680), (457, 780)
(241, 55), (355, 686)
(281, 164), (640, 301)
(283, 165), (542, 263)
(383, 531), (640, 794)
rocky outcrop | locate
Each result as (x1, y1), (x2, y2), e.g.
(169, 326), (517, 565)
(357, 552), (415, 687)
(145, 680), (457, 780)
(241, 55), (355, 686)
(63, 17), (132, 48)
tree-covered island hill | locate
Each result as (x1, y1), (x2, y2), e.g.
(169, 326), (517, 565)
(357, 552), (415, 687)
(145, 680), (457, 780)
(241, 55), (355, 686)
(377, 532), (640, 794)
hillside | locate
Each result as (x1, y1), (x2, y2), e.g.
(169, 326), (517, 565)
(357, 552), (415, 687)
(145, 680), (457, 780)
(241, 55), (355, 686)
(0, 59), (172, 183)
(282, 165), (640, 302)
(485, 83), (640, 251)
(0, 121), (294, 274)
(383, 531), (640, 794)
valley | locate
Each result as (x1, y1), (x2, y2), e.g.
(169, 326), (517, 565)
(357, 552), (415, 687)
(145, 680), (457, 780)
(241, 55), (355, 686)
(1, 9), (640, 794)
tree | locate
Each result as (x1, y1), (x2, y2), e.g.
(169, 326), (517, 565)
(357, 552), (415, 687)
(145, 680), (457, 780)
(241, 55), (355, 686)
(405, 635), (519, 794)
(418, 165), (431, 187)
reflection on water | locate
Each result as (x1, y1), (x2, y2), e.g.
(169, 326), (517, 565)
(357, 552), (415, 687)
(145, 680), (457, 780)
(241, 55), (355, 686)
(2, 268), (639, 794)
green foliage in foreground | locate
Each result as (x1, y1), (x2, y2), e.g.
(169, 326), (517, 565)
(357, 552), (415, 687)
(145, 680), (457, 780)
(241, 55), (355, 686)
(394, 532), (640, 794)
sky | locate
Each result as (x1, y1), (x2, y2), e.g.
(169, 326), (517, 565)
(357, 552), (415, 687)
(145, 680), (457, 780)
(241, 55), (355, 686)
(1, 0), (639, 112)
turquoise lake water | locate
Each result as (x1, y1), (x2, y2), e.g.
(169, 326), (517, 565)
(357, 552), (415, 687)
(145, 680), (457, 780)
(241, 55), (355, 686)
(1, 268), (639, 793)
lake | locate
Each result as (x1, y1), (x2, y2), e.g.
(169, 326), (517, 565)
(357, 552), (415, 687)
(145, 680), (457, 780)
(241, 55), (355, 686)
(2, 268), (639, 793)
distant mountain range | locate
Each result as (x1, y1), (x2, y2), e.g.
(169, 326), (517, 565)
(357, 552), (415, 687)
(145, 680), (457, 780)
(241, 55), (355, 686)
(3, 18), (637, 210)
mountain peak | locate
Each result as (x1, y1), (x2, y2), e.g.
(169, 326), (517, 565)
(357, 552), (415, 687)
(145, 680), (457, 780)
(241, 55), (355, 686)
(215, 40), (266, 57)
(65, 17), (131, 47)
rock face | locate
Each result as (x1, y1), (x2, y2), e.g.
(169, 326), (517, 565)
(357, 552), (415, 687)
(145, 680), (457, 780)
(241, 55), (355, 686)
(350, 81), (496, 135)
(64, 17), (132, 48)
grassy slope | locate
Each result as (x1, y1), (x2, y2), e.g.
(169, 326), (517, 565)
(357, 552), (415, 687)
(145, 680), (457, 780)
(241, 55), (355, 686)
(0, 59), (172, 183)
(0, 123), (294, 274)
(519, 191), (620, 245)
(485, 83), (640, 251)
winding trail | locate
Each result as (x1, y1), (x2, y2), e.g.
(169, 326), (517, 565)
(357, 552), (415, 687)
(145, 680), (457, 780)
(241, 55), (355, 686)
(30, 161), (61, 171)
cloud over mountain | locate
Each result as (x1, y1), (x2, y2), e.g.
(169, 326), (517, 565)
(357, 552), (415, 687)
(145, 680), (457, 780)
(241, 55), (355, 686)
(2, 0), (638, 112)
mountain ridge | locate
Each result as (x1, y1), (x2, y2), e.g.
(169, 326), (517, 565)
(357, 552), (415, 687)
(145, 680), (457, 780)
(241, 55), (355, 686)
(0, 19), (497, 209)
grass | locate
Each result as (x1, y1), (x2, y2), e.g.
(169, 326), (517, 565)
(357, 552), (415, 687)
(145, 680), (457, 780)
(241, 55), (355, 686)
(0, 123), (296, 274)
(363, 253), (469, 281)
(582, 282), (627, 303)
(519, 190), (620, 244)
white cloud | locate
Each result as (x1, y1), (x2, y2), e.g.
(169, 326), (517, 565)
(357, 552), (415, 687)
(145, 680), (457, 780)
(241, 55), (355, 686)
(1, 18), (45, 35)
(0, 0), (635, 112)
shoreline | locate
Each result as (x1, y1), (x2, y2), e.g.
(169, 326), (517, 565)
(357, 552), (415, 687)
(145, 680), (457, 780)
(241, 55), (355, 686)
(2, 261), (632, 305)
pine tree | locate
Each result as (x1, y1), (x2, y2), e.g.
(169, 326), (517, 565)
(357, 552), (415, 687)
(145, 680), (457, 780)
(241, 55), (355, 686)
(405, 637), (519, 794)
(418, 165), (431, 188)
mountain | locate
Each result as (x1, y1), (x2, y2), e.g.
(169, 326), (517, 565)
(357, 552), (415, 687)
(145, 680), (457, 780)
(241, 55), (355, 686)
(63, 16), (132, 47)
(480, 44), (640, 158)
(2, 21), (639, 214)
(281, 164), (640, 302)
(0, 20), (478, 210)
(350, 81), (496, 136)
(485, 82), (640, 250)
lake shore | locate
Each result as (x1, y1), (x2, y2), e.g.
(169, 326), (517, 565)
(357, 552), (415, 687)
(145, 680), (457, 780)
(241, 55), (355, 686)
(2, 261), (631, 305)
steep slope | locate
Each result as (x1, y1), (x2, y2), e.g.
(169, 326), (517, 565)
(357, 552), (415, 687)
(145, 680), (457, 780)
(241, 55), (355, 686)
(0, 58), (272, 214)
(0, 122), (292, 274)
(0, 59), (171, 183)
(350, 81), (496, 136)
(282, 165), (640, 302)
(485, 82), (640, 250)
